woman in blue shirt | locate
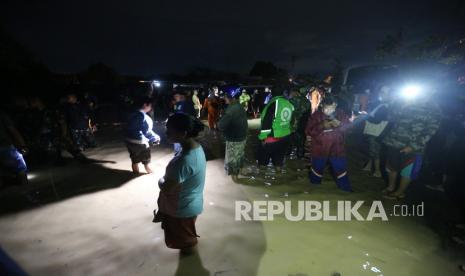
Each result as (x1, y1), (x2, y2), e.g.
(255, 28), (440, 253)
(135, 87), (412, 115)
(155, 113), (206, 254)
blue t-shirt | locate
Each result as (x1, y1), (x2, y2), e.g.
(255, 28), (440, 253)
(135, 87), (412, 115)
(159, 146), (206, 218)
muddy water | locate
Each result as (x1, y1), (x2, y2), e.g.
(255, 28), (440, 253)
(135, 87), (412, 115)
(0, 122), (462, 275)
(237, 163), (462, 276)
(238, 119), (462, 276)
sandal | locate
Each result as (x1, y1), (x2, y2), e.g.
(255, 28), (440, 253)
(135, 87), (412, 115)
(372, 171), (382, 178)
(453, 236), (465, 245)
(383, 192), (406, 200)
(456, 224), (465, 230)
(381, 187), (395, 194)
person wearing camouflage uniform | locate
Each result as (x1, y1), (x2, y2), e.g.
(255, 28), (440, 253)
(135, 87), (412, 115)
(382, 94), (441, 199)
(302, 86), (324, 162)
(288, 89), (310, 158)
(62, 94), (97, 152)
(218, 88), (248, 181)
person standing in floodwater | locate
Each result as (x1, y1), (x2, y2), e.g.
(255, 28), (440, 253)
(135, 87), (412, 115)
(239, 89), (251, 112)
(192, 90), (202, 118)
(62, 94), (97, 151)
(154, 113), (206, 254)
(305, 95), (352, 192)
(382, 87), (441, 200)
(173, 91), (197, 117)
(218, 88), (248, 182)
(251, 89), (261, 118)
(202, 87), (221, 130)
(257, 91), (295, 173)
(125, 97), (161, 174)
(0, 111), (28, 186)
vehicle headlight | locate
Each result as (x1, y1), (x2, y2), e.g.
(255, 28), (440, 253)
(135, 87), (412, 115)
(401, 85), (421, 100)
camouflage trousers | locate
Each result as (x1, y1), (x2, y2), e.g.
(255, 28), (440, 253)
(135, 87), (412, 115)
(70, 129), (96, 151)
(224, 140), (246, 175)
(367, 135), (382, 159)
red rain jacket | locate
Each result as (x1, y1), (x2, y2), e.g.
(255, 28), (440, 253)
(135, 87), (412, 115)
(305, 109), (350, 157)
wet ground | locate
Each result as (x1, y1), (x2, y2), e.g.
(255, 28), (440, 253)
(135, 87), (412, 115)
(0, 120), (463, 276)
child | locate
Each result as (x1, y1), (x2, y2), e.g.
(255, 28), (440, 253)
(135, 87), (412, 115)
(125, 97), (160, 174)
(305, 96), (352, 192)
(154, 113), (206, 254)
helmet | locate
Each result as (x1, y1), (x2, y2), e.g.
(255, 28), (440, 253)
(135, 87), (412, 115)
(226, 86), (241, 98)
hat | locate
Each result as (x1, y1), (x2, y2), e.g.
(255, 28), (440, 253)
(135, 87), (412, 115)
(226, 87), (241, 98)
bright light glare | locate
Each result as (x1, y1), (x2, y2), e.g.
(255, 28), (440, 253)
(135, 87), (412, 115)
(153, 81), (161, 87)
(401, 85), (421, 99)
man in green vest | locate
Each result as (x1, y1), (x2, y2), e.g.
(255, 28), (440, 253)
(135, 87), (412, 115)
(257, 92), (295, 173)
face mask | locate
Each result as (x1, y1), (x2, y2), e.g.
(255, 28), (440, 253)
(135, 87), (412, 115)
(323, 106), (335, 116)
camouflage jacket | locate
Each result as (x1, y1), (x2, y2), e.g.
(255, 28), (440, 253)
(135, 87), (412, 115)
(289, 94), (310, 128)
(383, 100), (441, 153)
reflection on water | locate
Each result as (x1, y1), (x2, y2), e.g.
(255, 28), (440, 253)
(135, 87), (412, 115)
(231, 130), (462, 276)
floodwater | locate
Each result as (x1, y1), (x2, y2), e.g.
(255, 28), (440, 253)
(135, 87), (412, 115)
(0, 120), (462, 276)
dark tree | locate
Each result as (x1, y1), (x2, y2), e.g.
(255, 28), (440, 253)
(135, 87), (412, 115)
(249, 61), (288, 80)
(0, 27), (53, 97)
(330, 58), (345, 94)
(80, 63), (118, 85)
(375, 29), (404, 58)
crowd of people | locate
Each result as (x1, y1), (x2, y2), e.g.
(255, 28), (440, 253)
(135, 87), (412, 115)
(1, 79), (464, 267)
(0, 93), (99, 187)
(119, 80), (463, 259)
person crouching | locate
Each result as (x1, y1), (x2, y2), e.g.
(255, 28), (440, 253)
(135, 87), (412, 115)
(305, 96), (352, 192)
(125, 97), (160, 174)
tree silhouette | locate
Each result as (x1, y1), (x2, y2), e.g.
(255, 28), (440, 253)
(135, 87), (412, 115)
(0, 27), (53, 96)
(249, 61), (288, 80)
(375, 29), (403, 58)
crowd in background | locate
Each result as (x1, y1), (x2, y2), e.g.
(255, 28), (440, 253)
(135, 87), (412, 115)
(0, 93), (100, 186)
(1, 78), (465, 256)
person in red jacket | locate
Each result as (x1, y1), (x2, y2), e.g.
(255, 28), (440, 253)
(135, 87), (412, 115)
(305, 96), (352, 192)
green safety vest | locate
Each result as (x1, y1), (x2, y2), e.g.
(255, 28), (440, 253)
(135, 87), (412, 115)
(258, 96), (294, 140)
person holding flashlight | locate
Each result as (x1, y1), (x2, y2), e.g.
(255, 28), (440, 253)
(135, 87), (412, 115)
(382, 87), (441, 199)
(305, 95), (352, 192)
(0, 111), (28, 186)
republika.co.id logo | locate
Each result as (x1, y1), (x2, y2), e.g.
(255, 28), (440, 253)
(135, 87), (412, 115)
(235, 200), (424, 222)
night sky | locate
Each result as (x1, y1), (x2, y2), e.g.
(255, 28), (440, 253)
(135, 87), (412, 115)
(2, 0), (464, 76)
